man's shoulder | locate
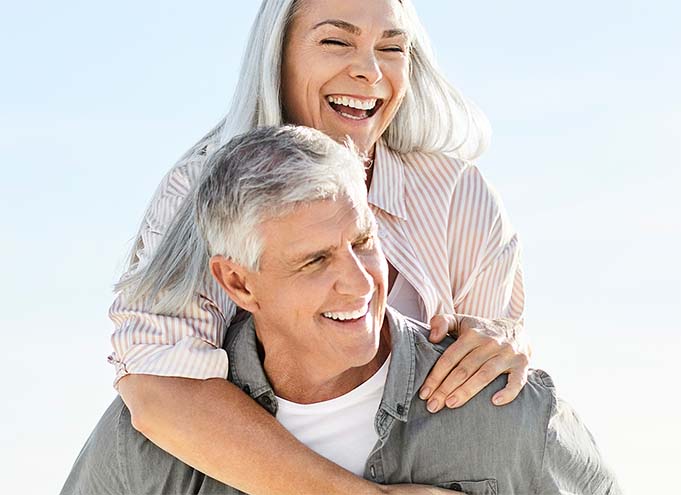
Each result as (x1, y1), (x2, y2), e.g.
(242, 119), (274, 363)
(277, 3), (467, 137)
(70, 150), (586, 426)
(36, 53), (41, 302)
(395, 312), (557, 438)
(399, 313), (557, 399)
(387, 314), (557, 489)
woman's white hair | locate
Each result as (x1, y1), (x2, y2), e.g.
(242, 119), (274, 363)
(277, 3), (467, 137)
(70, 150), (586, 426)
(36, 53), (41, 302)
(183, 0), (490, 161)
(118, 0), (490, 312)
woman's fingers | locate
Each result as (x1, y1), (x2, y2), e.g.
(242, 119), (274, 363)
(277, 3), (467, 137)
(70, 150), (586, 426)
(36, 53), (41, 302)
(420, 312), (531, 412)
(442, 355), (512, 409)
(422, 342), (502, 412)
(427, 314), (457, 343)
(440, 349), (528, 412)
(418, 331), (479, 403)
(491, 357), (529, 406)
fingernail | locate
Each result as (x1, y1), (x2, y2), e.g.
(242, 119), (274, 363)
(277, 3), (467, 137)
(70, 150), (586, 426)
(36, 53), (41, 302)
(493, 395), (504, 405)
(419, 387), (431, 400)
(445, 396), (459, 408)
(427, 398), (439, 413)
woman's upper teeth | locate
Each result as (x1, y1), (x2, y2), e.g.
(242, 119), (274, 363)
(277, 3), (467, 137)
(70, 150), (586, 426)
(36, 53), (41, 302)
(323, 306), (368, 321)
(327, 95), (377, 111)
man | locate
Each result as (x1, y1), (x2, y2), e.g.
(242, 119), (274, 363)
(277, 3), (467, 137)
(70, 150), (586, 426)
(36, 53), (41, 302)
(61, 126), (620, 495)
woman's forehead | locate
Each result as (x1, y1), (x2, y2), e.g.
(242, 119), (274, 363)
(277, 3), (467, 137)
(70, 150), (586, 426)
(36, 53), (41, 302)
(291, 0), (407, 32)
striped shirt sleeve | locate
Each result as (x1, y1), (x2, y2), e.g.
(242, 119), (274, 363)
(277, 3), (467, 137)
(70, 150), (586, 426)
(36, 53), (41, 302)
(448, 165), (525, 322)
(107, 151), (236, 388)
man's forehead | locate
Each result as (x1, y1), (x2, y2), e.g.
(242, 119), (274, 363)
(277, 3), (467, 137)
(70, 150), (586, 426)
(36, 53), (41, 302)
(259, 198), (375, 266)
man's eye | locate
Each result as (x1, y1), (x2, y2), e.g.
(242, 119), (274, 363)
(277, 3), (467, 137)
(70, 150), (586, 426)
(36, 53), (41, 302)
(353, 236), (374, 250)
(306, 256), (327, 267)
(321, 39), (350, 47)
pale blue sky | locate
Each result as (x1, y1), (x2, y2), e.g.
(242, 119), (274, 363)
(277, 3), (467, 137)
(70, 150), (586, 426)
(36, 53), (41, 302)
(1, 1), (679, 493)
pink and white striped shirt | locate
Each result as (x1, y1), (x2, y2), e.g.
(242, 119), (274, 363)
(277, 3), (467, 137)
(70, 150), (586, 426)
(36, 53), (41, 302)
(108, 139), (525, 386)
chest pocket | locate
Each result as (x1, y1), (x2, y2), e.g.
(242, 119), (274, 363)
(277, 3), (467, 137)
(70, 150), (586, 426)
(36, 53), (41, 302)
(436, 479), (498, 495)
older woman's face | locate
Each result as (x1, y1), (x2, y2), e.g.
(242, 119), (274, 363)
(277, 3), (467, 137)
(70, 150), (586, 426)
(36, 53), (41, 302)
(281, 0), (410, 156)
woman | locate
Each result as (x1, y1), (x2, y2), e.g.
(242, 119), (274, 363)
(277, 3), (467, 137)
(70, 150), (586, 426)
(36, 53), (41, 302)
(110, 0), (530, 493)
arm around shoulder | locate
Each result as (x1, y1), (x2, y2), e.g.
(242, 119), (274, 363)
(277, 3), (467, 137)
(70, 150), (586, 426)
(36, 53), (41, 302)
(118, 374), (399, 495)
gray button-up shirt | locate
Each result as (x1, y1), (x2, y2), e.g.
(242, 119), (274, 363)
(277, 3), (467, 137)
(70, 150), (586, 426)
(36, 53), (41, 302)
(62, 308), (620, 495)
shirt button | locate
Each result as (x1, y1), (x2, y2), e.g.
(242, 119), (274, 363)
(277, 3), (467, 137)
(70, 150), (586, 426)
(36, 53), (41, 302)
(370, 465), (376, 479)
(378, 228), (387, 239)
(396, 404), (405, 415)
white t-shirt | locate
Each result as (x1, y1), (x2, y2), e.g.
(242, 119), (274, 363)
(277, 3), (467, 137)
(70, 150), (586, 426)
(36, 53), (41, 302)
(275, 355), (391, 476)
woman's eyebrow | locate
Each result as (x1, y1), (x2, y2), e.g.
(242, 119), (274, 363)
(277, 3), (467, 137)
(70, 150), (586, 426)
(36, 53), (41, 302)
(312, 19), (407, 39)
(313, 19), (361, 35)
(382, 28), (408, 39)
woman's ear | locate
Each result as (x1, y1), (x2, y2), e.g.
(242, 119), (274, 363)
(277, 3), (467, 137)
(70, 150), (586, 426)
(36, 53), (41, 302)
(209, 255), (260, 312)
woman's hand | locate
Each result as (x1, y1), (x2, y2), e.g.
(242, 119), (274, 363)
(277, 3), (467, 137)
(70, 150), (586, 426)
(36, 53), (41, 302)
(419, 314), (531, 412)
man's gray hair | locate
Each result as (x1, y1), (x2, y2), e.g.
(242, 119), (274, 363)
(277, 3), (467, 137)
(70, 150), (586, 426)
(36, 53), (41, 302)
(197, 125), (367, 269)
(121, 126), (367, 313)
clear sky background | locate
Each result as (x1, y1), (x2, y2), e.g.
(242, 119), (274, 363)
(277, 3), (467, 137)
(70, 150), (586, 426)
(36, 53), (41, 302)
(1, 1), (679, 493)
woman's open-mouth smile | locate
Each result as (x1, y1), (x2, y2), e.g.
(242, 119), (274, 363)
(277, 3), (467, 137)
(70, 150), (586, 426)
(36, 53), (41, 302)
(326, 95), (385, 121)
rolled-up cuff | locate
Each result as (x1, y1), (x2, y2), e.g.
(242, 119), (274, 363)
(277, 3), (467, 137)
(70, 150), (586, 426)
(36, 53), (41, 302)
(108, 337), (230, 390)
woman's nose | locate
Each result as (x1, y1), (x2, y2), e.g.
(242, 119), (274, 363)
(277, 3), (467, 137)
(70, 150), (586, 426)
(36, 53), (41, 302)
(349, 49), (383, 86)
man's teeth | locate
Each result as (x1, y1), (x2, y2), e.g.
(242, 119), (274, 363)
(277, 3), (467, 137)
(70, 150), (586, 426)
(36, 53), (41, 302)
(322, 307), (368, 321)
(327, 95), (377, 111)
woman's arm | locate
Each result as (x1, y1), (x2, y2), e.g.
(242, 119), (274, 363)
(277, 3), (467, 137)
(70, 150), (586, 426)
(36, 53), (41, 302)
(119, 375), (376, 494)
(119, 375), (457, 495)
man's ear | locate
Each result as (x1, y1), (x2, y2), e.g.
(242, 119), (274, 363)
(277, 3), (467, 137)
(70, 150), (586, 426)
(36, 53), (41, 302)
(209, 255), (260, 313)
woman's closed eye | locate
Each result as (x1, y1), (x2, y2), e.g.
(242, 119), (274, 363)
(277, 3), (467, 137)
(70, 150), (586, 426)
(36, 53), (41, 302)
(379, 45), (405, 53)
(320, 38), (350, 47)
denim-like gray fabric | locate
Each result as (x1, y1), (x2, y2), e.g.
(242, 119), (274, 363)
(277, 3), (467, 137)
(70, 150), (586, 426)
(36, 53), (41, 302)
(61, 308), (620, 494)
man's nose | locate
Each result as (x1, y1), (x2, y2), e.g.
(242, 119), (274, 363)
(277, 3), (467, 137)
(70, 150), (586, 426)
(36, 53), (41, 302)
(335, 249), (374, 297)
(349, 49), (383, 86)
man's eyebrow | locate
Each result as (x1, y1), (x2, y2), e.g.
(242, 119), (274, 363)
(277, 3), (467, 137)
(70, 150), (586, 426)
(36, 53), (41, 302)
(354, 223), (375, 241)
(287, 223), (375, 267)
(313, 19), (408, 39)
(289, 246), (334, 266)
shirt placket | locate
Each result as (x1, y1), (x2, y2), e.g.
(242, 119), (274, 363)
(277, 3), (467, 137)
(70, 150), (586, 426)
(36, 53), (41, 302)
(363, 408), (396, 485)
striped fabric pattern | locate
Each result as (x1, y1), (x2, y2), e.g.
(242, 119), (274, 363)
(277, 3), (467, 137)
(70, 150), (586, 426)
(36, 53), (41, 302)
(108, 139), (524, 387)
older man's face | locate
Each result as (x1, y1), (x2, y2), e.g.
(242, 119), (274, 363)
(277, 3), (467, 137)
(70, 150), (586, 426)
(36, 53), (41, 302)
(248, 196), (388, 383)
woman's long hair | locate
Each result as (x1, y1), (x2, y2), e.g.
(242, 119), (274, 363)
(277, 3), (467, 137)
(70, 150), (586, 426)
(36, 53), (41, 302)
(117, 0), (491, 313)
(181, 0), (490, 163)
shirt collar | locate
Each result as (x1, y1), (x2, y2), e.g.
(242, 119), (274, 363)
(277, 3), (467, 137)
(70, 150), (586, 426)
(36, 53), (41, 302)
(224, 308), (436, 423)
(367, 140), (409, 220)
(225, 318), (278, 415)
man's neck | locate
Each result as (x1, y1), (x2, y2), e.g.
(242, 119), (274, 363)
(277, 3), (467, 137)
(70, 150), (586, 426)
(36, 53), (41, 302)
(257, 326), (391, 404)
